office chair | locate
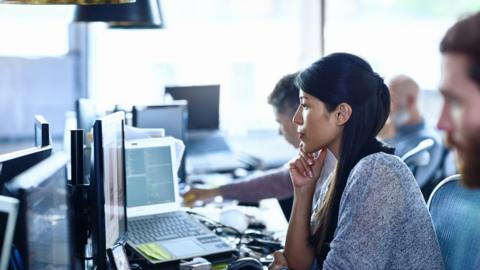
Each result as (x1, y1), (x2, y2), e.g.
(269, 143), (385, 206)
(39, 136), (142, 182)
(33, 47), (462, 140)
(422, 146), (455, 199)
(401, 138), (434, 169)
(427, 175), (480, 270)
(401, 138), (444, 198)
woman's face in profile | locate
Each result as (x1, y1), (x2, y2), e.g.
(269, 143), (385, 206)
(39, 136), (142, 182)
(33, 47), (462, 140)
(293, 90), (342, 153)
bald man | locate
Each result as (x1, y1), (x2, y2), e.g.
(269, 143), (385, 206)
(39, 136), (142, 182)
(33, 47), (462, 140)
(381, 75), (444, 197)
(389, 75), (423, 128)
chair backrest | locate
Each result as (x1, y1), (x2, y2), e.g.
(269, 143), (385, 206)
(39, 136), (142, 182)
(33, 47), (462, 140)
(401, 138), (434, 165)
(401, 137), (445, 199)
(428, 175), (480, 270)
(421, 146), (456, 200)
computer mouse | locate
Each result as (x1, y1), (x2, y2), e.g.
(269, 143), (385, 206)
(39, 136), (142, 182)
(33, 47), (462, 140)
(227, 257), (263, 270)
(220, 208), (249, 232)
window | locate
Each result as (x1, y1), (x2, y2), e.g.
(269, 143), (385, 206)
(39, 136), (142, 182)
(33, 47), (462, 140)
(0, 5), (71, 56)
(324, 0), (480, 124)
(0, 6), (74, 141)
(88, 0), (319, 132)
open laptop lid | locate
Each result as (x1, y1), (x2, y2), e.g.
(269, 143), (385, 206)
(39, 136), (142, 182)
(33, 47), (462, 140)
(125, 138), (180, 218)
(0, 196), (18, 270)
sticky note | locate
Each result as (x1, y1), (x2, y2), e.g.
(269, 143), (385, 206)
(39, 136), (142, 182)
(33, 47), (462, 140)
(137, 243), (172, 261)
(212, 263), (229, 270)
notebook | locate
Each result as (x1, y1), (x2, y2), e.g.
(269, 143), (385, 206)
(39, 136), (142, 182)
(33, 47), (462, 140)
(124, 138), (235, 264)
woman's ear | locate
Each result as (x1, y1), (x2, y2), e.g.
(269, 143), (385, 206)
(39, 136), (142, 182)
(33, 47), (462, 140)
(335, 103), (352, 126)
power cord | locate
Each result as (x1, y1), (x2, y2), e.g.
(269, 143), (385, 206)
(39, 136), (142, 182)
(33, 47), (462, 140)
(185, 210), (284, 255)
(186, 210), (244, 248)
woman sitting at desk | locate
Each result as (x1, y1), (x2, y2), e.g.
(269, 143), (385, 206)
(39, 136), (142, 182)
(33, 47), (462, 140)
(269, 53), (444, 270)
(183, 72), (336, 210)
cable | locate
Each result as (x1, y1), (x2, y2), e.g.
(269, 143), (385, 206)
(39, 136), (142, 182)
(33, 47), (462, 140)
(186, 210), (284, 256)
(186, 210), (244, 247)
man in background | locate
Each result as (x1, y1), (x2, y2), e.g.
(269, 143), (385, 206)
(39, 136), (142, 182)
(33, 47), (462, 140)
(380, 74), (444, 196)
(182, 72), (336, 215)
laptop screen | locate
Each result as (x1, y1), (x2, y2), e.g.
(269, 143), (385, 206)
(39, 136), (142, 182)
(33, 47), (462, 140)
(126, 144), (176, 207)
(165, 85), (220, 131)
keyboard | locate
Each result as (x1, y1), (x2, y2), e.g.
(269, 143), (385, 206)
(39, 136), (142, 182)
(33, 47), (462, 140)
(128, 212), (210, 244)
(187, 136), (231, 155)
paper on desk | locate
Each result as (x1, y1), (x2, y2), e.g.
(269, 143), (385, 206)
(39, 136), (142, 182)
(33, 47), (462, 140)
(137, 243), (172, 261)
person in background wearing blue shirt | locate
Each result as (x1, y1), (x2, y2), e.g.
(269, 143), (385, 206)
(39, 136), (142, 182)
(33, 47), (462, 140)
(380, 75), (444, 197)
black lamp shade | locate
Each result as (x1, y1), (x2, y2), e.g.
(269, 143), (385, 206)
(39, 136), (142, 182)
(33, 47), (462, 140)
(73, 0), (163, 29)
(0, 0), (132, 5)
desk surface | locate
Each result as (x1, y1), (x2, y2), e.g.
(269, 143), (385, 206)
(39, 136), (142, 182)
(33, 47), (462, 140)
(188, 198), (288, 240)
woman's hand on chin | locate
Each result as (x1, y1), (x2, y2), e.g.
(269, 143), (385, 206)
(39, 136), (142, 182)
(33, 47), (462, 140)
(289, 146), (327, 192)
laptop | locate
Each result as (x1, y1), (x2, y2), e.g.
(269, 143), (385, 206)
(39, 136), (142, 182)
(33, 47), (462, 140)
(124, 138), (235, 264)
(165, 85), (248, 173)
(132, 102), (188, 182)
(0, 196), (19, 270)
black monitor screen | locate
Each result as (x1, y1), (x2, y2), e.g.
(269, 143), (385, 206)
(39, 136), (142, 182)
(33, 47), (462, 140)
(0, 146), (52, 187)
(34, 115), (50, 148)
(165, 85), (220, 130)
(92, 112), (126, 269)
(0, 211), (6, 251)
(7, 153), (71, 270)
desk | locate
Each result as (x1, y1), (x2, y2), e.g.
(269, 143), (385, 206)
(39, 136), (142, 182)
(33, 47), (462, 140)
(188, 198), (288, 237)
(124, 199), (287, 270)
(188, 198), (288, 256)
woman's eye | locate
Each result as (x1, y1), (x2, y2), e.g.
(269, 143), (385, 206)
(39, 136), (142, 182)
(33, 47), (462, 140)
(301, 103), (308, 109)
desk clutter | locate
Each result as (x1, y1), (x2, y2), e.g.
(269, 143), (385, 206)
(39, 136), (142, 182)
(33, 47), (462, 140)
(0, 106), (288, 270)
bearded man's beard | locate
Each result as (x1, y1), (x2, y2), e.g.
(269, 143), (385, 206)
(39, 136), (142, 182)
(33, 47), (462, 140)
(446, 134), (480, 188)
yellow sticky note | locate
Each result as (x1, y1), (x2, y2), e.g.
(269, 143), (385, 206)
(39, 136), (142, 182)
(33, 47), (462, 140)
(137, 243), (172, 261)
(212, 263), (229, 270)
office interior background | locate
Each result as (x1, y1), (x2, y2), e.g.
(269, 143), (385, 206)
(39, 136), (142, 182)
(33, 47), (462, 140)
(1, 0), (480, 151)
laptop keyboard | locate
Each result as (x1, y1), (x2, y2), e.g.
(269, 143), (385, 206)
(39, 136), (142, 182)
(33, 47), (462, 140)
(128, 212), (210, 244)
(187, 136), (231, 155)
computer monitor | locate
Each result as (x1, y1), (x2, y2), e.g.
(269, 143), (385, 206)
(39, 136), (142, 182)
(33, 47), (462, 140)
(76, 98), (98, 134)
(132, 102), (188, 142)
(0, 146), (52, 187)
(165, 85), (220, 130)
(92, 111), (126, 269)
(5, 152), (71, 269)
(34, 115), (51, 148)
(76, 98), (100, 185)
(0, 196), (19, 270)
(131, 102), (188, 182)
